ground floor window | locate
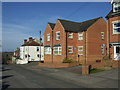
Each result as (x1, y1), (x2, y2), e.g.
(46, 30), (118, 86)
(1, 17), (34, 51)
(68, 46), (73, 54)
(101, 45), (104, 54)
(53, 46), (62, 55)
(45, 47), (51, 55)
(78, 46), (84, 55)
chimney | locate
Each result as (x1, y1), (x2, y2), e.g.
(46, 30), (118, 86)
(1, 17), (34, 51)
(29, 37), (33, 41)
(24, 39), (27, 44)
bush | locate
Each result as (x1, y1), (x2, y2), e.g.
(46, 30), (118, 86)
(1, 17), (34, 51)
(63, 58), (74, 63)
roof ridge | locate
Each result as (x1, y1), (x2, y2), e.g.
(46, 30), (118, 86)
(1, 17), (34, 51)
(79, 17), (102, 24)
(58, 19), (80, 24)
(48, 22), (55, 25)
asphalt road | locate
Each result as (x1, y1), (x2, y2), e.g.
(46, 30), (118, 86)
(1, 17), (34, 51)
(2, 62), (119, 89)
(2, 63), (84, 88)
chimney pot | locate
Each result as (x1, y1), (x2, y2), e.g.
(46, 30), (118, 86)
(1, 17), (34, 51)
(24, 39), (27, 44)
(29, 37), (33, 41)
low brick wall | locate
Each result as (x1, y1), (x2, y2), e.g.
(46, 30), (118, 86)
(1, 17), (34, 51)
(90, 60), (112, 69)
(38, 62), (80, 68)
(112, 60), (120, 68)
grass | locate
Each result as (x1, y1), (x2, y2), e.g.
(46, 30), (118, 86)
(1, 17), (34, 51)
(90, 68), (104, 74)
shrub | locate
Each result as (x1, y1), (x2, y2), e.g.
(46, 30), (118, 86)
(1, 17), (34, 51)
(63, 58), (74, 63)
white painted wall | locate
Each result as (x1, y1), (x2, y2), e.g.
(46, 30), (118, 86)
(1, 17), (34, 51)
(20, 46), (44, 62)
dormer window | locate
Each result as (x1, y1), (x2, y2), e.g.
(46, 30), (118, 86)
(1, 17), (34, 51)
(113, 2), (120, 12)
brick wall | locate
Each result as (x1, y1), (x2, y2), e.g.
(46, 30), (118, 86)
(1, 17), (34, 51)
(44, 24), (53, 63)
(107, 16), (120, 60)
(86, 18), (107, 64)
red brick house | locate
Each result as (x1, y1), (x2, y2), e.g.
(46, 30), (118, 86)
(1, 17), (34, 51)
(44, 23), (55, 63)
(44, 17), (107, 64)
(106, 0), (120, 61)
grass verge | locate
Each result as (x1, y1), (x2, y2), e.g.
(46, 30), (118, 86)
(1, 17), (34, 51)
(90, 68), (104, 74)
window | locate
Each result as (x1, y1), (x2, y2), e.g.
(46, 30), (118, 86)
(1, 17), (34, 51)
(78, 46), (84, 55)
(68, 32), (73, 38)
(101, 45), (104, 54)
(47, 33), (50, 41)
(56, 31), (60, 40)
(45, 47), (51, 55)
(37, 47), (39, 51)
(68, 46), (73, 54)
(113, 20), (120, 34)
(101, 32), (104, 40)
(113, 2), (120, 12)
(78, 32), (83, 40)
(25, 55), (27, 58)
(116, 46), (120, 53)
(53, 47), (62, 55)
(37, 54), (40, 57)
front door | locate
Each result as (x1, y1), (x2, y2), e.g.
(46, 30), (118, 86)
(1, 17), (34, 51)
(114, 45), (120, 60)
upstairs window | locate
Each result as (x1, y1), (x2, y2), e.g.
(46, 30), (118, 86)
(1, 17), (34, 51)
(68, 32), (73, 38)
(101, 32), (104, 40)
(78, 46), (84, 55)
(68, 46), (73, 54)
(78, 32), (83, 40)
(47, 33), (50, 41)
(56, 31), (60, 40)
(112, 20), (120, 34)
(37, 47), (39, 52)
(113, 2), (120, 12)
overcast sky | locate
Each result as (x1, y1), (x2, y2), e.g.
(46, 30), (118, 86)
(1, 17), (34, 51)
(2, 2), (112, 52)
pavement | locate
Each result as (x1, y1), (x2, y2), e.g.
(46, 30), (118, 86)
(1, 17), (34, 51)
(2, 62), (120, 89)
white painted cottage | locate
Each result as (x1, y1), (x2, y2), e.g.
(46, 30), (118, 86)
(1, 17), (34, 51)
(16, 37), (44, 64)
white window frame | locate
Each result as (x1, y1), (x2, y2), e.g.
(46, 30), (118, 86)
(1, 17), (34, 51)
(68, 32), (73, 38)
(112, 20), (120, 34)
(101, 32), (104, 40)
(47, 33), (50, 41)
(78, 32), (83, 40)
(101, 45), (104, 54)
(56, 31), (60, 40)
(68, 46), (73, 54)
(45, 47), (51, 55)
(78, 46), (84, 55)
(53, 46), (62, 55)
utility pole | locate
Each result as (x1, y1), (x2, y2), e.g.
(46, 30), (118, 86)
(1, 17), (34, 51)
(40, 31), (41, 62)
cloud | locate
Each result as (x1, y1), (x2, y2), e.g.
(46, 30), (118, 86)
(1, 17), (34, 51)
(2, 30), (30, 52)
(2, 23), (35, 52)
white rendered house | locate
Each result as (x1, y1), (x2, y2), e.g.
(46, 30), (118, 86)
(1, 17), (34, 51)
(16, 37), (44, 64)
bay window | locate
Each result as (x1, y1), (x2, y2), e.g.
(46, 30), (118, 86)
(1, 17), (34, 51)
(54, 46), (62, 55)
(45, 47), (51, 55)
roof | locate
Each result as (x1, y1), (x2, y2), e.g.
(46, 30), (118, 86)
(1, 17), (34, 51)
(53, 43), (62, 47)
(44, 45), (51, 47)
(22, 40), (41, 46)
(111, 0), (120, 4)
(58, 17), (101, 32)
(48, 23), (55, 30)
(106, 10), (120, 19)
